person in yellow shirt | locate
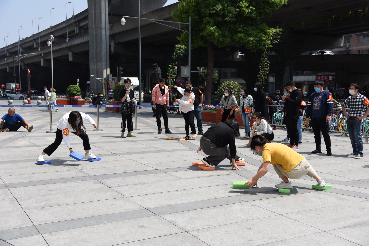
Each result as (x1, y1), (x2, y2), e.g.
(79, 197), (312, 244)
(246, 135), (326, 189)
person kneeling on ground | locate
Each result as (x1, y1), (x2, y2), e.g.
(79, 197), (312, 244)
(246, 135), (326, 189)
(246, 112), (274, 147)
(196, 118), (243, 170)
(37, 111), (97, 162)
(0, 107), (33, 132)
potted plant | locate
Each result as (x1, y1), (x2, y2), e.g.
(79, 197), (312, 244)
(56, 95), (70, 105)
(73, 95), (85, 105)
(201, 105), (218, 123)
(66, 85), (83, 105)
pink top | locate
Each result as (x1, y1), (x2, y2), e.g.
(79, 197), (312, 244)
(152, 84), (169, 105)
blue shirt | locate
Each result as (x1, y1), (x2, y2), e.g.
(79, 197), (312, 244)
(306, 90), (333, 119)
(1, 113), (24, 126)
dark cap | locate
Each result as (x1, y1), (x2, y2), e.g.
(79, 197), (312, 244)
(184, 87), (192, 93)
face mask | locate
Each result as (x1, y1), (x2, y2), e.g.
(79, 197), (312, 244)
(76, 120), (80, 125)
(241, 92), (244, 96)
(186, 86), (190, 89)
(256, 121), (260, 124)
(283, 93), (287, 96)
(289, 89), (293, 92)
(254, 88), (257, 92)
(224, 93), (229, 97)
(314, 87), (321, 93)
(349, 89), (355, 95)
(44, 89), (46, 91)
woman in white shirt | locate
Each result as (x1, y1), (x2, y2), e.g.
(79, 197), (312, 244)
(176, 87), (197, 140)
(37, 111), (97, 162)
(246, 112), (274, 147)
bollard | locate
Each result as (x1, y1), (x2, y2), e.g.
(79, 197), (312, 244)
(8, 100), (13, 105)
(94, 104), (103, 131)
(46, 104), (56, 133)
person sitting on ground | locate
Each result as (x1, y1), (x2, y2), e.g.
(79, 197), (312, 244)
(0, 107), (33, 132)
(246, 112), (274, 147)
(246, 135), (327, 189)
(37, 111), (97, 162)
(176, 87), (197, 140)
(196, 118), (243, 170)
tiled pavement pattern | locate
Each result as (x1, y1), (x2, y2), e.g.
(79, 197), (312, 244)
(0, 100), (368, 246)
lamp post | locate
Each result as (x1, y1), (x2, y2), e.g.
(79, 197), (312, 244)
(47, 35), (54, 89)
(32, 18), (37, 35)
(4, 33), (9, 57)
(65, 2), (72, 42)
(50, 8), (54, 27)
(121, 13), (191, 104)
(38, 17), (43, 50)
(18, 27), (22, 87)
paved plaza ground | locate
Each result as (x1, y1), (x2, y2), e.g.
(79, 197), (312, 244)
(0, 100), (369, 246)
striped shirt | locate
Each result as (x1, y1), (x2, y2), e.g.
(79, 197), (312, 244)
(342, 93), (369, 117)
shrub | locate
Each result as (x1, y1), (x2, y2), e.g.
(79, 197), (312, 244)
(215, 81), (242, 103)
(113, 83), (125, 102)
(66, 85), (81, 98)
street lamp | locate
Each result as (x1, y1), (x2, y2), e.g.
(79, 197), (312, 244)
(32, 18), (37, 35)
(47, 35), (55, 89)
(4, 33), (9, 58)
(38, 17), (43, 50)
(121, 13), (191, 105)
(50, 8), (55, 27)
(65, 2), (72, 42)
(18, 27), (23, 88)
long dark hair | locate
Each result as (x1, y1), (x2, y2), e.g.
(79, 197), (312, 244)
(68, 111), (85, 136)
(224, 88), (232, 96)
(250, 135), (269, 150)
(255, 83), (263, 94)
(242, 87), (249, 97)
(253, 112), (265, 120)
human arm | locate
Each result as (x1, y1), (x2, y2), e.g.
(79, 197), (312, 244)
(326, 92), (333, 122)
(246, 161), (271, 187)
(357, 107), (369, 120)
(176, 87), (185, 95)
(22, 119), (31, 130)
(166, 86), (170, 109)
(256, 120), (268, 135)
(199, 94), (203, 107)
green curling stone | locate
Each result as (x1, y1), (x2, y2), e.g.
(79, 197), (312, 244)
(278, 188), (290, 193)
(233, 181), (250, 189)
(312, 184), (332, 190)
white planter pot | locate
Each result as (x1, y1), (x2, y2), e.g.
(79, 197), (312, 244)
(37, 100), (42, 105)
(8, 100), (13, 105)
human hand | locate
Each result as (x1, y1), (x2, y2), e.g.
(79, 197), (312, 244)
(232, 162), (240, 170)
(246, 177), (257, 187)
(153, 104), (156, 109)
(196, 147), (202, 153)
(344, 113), (349, 119)
(69, 148), (74, 154)
(281, 96), (286, 101)
(230, 110), (234, 116)
(167, 105), (170, 109)
(305, 118), (310, 125)
(253, 132), (257, 137)
(199, 103), (202, 107)
(93, 124), (97, 129)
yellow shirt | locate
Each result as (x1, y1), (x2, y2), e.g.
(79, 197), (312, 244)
(262, 143), (304, 173)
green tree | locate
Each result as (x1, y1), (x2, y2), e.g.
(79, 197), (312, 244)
(172, 0), (287, 104)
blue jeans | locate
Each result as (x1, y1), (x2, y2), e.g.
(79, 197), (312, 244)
(347, 118), (363, 154)
(194, 106), (203, 132)
(297, 115), (303, 142)
(241, 112), (250, 135)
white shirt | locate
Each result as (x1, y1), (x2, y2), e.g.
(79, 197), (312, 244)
(44, 89), (50, 100)
(57, 111), (96, 148)
(177, 87), (195, 113)
(251, 119), (273, 135)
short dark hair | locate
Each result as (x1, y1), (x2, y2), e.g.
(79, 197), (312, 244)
(184, 87), (192, 93)
(159, 78), (165, 83)
(285, 81), (294, 87)
(253, 112), (264, 120)
(350, 83), (360, 90)
(224, 88), (232, 95)
(124, 78), (131, 84)
(250, 135), (269, 150)
(242, 87), (248, 96)
(314, 81), (324, 86)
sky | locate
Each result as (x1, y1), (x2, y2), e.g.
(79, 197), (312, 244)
(0, 0), (178, 48)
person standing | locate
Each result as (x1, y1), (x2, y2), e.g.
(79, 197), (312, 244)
(220, 88), (238, 122)
(306, 81), (333, 156)
(253, 83), (269, 121)
(342, 83), (369, 159)
(119, 79), (136, 138)
(152, 78), (172, 134)
(44, 86), (50, 110)
(184, 81), (204, 135)
(298, 101), (306, 143)
(49, 88), (58, 112)
(282, 81), (302, 150)
(176, 87), (197, 139)
(239, 87), (253, 138)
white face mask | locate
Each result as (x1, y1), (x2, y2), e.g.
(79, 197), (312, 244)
(289, 89), (293, 92)
(224, 93), (229, 97)
(349, 89), (355, 95)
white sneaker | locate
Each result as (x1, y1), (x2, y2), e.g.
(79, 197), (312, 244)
(85, 152), (97, 159)
(318, 179), (326, 188)
(275, 181), (292, 189)
(237, 158), (244, 162)
(37, 155), (45, 162)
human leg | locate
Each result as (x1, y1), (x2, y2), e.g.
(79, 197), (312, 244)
(43, 129), (63, 156)
(353, 119), (363, 155)
(127, 112), (133, 132)
(241, 112), (247, 135)
(319, 119), (331, 154)
(7, 122), (26, 131)
(121, 113), (127, 133)
(188, 110), (196, 136)
(347, 119), (358, 154)
(161, 105), (169, 130)
(311, 118), (322, 152)
(156, 104), (163, 130)
(221, 109), (230, 122)
(288, 115), (299, 146)
(194, 106), (203, 133)
(273, 165), (291, 184)
(183, 112), (190, 136)
(200, 137), (229, 166)
(297, 115), (303, 142)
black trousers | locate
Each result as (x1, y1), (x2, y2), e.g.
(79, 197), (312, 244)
(221, 109), (235, 122)
(311, 118), (331, 151)
(183, 110), (196, 136)
(156, 104), (169, 130)
(261, 132), (274, 142)
(286, 115), (299, 146)
(43, 129), (91, 156)
(0, 121), (26, 131)
(121, 112), (133, 132)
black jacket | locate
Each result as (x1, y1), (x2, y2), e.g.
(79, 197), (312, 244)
(285, 89), (302, 116)
(254, 90), (269, 120)
(203, 122), (236, 158)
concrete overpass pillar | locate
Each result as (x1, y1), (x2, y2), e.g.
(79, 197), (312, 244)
(87, 0), (110, 94)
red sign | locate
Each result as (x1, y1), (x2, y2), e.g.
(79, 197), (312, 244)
(176, 78), (186, 87)
(15, 84), (20, 89)
(1, 84), (5, 89)
(316, 75), (334, 81)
